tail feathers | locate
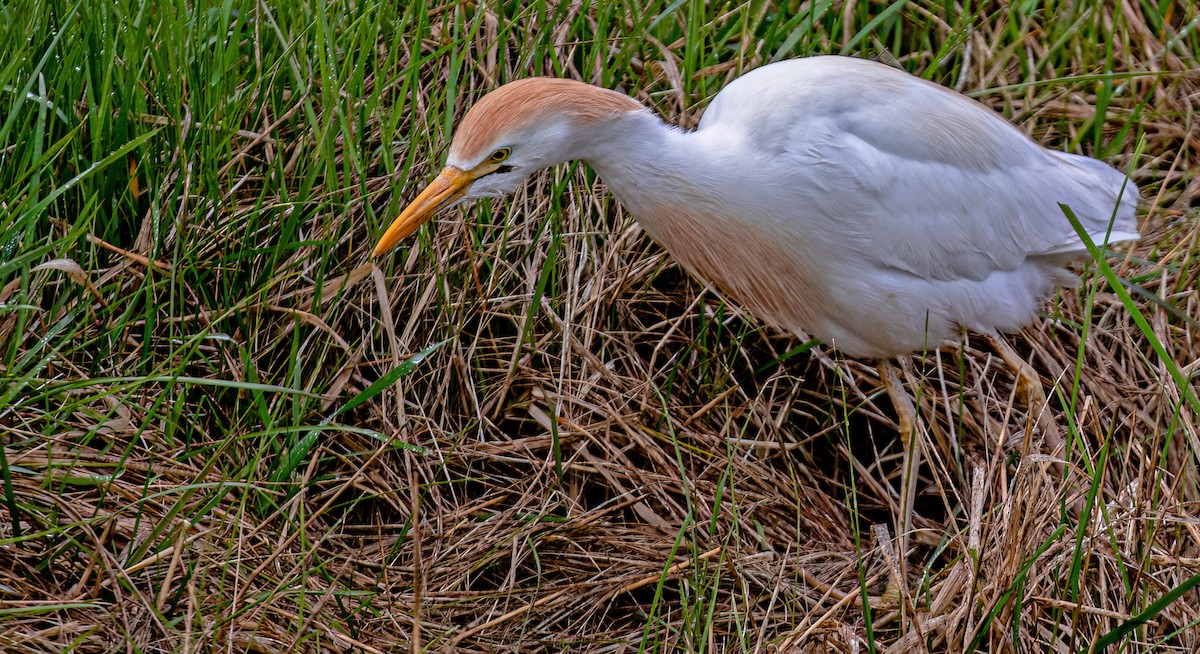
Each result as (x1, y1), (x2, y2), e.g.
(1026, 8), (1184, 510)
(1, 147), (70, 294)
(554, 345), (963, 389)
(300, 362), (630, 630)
(1041, 229), (1141, 256)
(1036, 151), (1140, 260)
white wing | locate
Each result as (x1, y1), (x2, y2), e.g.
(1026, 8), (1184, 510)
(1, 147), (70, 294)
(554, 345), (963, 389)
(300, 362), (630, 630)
(700, 56), (1139, 283)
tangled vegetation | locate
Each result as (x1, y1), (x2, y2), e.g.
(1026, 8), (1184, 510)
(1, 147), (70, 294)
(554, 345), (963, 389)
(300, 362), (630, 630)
(2, 1), (1198, 651)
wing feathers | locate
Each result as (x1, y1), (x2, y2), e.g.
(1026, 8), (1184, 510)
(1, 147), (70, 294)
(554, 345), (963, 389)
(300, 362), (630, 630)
(704, 57), (1140, 282)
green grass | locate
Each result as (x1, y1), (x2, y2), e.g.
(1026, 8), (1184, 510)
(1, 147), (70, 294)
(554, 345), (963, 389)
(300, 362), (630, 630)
(2, 0), (1199, 651)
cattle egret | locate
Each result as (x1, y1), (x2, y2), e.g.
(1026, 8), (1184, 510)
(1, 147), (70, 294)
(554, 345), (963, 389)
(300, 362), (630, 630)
(373, 56), (1139, 510)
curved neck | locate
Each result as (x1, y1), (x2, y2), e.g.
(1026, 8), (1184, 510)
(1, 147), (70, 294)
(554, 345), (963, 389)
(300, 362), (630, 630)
(574, 111), (696, 218)
(565, 109), (825, 343)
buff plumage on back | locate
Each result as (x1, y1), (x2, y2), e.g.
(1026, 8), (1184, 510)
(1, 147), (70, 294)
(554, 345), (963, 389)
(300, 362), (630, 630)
(449, 78), (643, 163)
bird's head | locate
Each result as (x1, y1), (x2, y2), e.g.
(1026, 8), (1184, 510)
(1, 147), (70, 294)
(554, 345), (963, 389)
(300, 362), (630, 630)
(372, 78), (643, 257)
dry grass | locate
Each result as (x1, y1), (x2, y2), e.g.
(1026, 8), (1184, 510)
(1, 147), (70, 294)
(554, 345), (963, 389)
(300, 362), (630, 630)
(2, 1), (1199, 652)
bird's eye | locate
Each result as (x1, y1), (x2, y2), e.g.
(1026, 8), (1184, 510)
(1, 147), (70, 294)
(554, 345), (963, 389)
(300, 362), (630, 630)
(487, 148), (511, 164)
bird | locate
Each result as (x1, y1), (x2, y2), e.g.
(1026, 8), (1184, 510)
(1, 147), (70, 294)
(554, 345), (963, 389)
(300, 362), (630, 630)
(372, 56), (1139, 540)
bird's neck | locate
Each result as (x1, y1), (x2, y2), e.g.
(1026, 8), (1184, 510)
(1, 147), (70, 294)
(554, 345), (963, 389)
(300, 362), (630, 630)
(571, 110), (825, 337)
(574, 110), (701, 219)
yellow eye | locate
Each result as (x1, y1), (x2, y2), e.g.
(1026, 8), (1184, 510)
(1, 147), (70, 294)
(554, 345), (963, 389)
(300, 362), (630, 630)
(487, 148), (511, 164)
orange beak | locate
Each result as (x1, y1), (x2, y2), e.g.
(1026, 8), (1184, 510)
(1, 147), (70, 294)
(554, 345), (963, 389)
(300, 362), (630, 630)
(372, 167), (474, 258)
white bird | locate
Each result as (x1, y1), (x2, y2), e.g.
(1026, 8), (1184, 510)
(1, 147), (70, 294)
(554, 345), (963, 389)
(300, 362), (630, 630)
(373, 55), (1138, 456)
(373, 56), (1140, 550)
(375, 56), (1137, 354)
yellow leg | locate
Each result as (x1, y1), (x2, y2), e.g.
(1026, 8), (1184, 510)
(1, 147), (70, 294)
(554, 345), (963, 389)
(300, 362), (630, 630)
(984, 335), (1060, 453)
(877, 359), (919, 598)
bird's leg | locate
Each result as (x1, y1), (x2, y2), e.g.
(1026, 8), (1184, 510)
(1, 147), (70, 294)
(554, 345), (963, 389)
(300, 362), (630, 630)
(984, 334), (1060, 454)
(877, 358), (921, 599)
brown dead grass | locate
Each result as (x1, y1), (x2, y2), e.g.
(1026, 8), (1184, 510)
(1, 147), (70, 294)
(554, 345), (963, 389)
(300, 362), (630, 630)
(3, 1), (1200, 652)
